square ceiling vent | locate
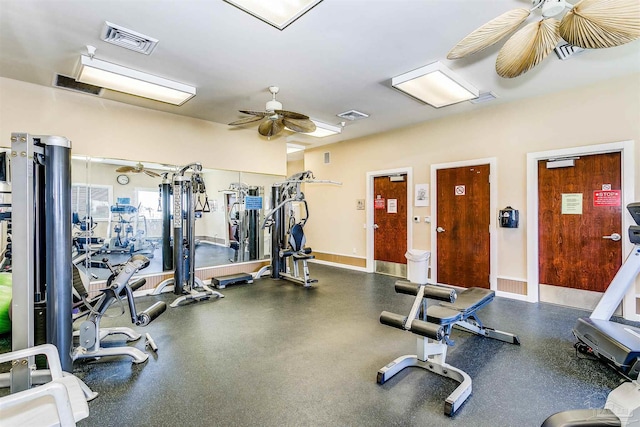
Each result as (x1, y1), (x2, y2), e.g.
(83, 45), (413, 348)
(101, 21), (159, 55)
(337, 109), (369, 121)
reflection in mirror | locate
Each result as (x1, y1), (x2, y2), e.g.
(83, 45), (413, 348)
(71, 156), (283, 283)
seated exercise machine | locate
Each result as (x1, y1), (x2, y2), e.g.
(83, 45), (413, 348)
(71, 255), (167, 364)
(261, 171), (340, 287)
(378, 280), (520, 416)
(543, 202), (640, 427)
(152, 163), (224, 306)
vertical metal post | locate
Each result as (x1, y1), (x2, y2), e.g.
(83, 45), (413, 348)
(173, 176), (186, 294)
(161, 180), (173, 271)
(186, 176), (196, 289)
(248, 186), (260, 260)
(10, 133), (37, 392)
(270, 185), (283, 278)
(44, 137), (73, 372)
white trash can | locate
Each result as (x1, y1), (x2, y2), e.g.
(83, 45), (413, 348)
(405, 250), (430, 284)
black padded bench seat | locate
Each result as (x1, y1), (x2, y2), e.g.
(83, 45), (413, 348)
(377, 280), (521, 416)
(441, 287), (494, 314)
(427, 287), (494, 325)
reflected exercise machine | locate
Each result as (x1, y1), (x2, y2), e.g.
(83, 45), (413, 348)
(378, 280), (520, 416)
(211, 182), (262, 289)
(543, 202), (640, 427)
(152, 163), (224, 307)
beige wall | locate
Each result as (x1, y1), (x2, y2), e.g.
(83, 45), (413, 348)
(0, 77), (286, 176)
(287, 158), (305, 177)
(302, 74), (640, 284)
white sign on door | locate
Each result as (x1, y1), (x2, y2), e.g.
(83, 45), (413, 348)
(387, 198), (398, 214)
(455, 185), (465, 196)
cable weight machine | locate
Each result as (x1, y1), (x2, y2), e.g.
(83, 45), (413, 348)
(152, 163), (224, 307)
(263, 171), (341, 287)
(7, 133), (93, 397)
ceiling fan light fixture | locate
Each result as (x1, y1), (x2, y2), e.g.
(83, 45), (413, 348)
(223, 0), (323, 30)
(76, 55), (195, 105)
(542, 0), (568, 18)
(391, 61), (479, 108)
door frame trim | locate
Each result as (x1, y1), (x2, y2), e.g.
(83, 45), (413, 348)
(526, 140), (636, 320)
(430, 158), (498, 290)
(366, 167), (413, 273)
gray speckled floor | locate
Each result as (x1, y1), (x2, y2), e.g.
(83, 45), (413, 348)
(70, 264), (630, 427)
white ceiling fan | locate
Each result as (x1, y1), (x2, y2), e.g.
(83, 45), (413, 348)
(228, 86), (316, 138)
(447, 0), (640, 78)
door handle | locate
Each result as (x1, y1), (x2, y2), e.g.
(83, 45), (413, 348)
(373, 224), (379, 229)
(436, 226), (445, 233)
(602, 233), (621, 241)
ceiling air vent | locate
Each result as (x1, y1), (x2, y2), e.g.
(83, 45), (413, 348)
(101, 21), (159, 55)
(470, 92), (498, 104)
(554, 42), (584, 61)
(53, 74), (103, 96)
(337, 109), (369, 121)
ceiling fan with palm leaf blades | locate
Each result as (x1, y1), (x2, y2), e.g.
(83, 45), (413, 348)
(447, 0), (640, 78)
(116, 162), (161, 178)
(228, 86), (316, 138)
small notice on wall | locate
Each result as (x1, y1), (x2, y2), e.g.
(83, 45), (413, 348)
(593, 190), (621, 207)
(387, 199), (398, 214)
(562, 193), (583, 215)
(374, 196), (385, 210)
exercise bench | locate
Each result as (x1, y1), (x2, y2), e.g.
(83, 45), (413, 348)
(377, 280), (520, 416)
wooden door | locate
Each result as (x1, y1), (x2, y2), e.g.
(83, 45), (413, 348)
(374, 175), (407, 264)
(436, 164), (490, 288)
(538, 152), (622, 292)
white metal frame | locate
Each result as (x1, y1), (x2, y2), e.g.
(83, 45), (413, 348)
(366, 167), (413, 273)
(526, 140), (636, 320)
(430, 158), (498, 290)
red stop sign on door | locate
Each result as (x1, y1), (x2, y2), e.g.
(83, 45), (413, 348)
(593, 190), (621, 207)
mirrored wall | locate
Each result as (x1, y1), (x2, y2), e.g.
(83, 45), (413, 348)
(71, 156), (284, 282)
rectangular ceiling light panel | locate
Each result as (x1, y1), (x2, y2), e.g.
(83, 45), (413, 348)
(76, 55), (195, 105)
(224, 0), (323, 30)
(304, 120), (342, 137)
(392, 61), (479, 108)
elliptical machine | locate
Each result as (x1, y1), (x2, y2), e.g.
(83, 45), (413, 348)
(152, 163), (224, 307)
(543, 202), (640, 427)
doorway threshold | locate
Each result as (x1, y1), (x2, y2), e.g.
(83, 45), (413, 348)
(375, 261), (406, 278)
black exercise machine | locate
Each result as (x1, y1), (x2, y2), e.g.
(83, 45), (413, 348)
(543, 202), (640, 427)
(71, 255), (166, 364)
(378, 280), (520, 416)
(261, 171), (340, 287)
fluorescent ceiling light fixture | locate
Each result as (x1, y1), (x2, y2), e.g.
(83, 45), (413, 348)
(223, 0), (323, 30)
(286, 143), (305, 154)
(304, 120), (342, 138)
(391, 61), (479, 108)
(76, 55), (196, 105)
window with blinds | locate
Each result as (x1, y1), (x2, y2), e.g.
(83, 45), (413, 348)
(71, 184), (112, 221)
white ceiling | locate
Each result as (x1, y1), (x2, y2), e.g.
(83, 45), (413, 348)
(1, 0), (638, 152)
